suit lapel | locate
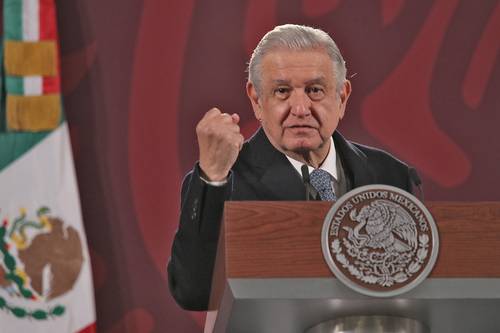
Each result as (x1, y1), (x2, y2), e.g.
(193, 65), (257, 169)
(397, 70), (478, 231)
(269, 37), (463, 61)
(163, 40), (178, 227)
(333, 131), (376, 189)
(259, 156), (306, 200)
(247, 129), (306, 200)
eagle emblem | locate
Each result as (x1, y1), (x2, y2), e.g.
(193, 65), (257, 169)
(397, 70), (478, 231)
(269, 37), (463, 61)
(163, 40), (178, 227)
(345, 200), (417, 253)
(322, 185), (439, 297)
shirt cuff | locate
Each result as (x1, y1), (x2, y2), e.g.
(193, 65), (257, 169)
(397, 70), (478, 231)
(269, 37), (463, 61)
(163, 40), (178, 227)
(196, 162), (230, 186)
(199, 176), (227, 187)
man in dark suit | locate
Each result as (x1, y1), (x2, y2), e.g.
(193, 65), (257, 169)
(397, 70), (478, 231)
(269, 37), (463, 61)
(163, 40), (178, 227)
(168, 24), (417, 311)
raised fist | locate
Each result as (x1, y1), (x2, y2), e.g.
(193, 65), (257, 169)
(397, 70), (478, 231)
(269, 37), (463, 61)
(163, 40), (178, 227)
(196, 108), (244, 181)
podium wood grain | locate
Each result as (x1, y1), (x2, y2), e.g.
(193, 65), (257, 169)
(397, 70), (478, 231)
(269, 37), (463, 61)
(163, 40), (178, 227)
(222, 201), (500, 278)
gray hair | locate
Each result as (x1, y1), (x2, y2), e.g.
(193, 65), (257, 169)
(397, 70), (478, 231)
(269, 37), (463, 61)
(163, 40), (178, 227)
(247, 24), (347, 95)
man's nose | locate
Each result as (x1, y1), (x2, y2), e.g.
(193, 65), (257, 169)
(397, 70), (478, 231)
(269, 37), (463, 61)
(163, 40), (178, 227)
(289, 90), (311, 117)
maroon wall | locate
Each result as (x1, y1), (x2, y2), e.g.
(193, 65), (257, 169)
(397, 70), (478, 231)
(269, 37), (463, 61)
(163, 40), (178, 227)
(55, 0), (500, 331)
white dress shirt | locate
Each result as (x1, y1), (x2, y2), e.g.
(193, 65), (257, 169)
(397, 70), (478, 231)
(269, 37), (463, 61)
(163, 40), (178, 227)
(285, 137), (338, 182)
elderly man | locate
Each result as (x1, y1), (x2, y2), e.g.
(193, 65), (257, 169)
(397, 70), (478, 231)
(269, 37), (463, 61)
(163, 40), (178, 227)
(168, 24), (418, 311)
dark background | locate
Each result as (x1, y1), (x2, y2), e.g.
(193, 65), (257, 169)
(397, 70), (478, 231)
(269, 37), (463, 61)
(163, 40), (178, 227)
(52, 0), (500, 331)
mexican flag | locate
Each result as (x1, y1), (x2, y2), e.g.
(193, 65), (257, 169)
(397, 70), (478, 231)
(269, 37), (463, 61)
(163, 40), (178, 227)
(0, 0), (96, 332)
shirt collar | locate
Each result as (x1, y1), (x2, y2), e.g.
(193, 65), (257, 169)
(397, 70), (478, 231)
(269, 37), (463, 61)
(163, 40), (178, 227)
(285, 137), (338, 180)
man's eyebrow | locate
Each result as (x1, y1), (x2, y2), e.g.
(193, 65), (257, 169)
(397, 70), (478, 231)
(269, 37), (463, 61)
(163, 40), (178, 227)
(305, 77), (328, 85)
(271, 77), (329, 86)
(272, 79), (291, 85)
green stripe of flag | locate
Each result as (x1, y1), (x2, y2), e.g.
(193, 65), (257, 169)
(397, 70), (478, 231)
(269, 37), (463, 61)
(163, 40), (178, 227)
(5, 76), (24, 95)
(0, 132), (51, 172)
(4, 0), (23, 40)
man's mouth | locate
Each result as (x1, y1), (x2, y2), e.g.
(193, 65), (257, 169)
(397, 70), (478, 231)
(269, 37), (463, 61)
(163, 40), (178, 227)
(284, 126), (318, 137)
(287, 125), (316, 129)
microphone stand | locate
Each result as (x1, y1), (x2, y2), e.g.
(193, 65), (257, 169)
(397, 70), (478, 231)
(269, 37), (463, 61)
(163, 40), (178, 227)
(301, 165), (315, 201)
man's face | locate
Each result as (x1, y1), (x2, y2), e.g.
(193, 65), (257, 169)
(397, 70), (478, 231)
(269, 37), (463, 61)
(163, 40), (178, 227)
(247, 48), (351, 161)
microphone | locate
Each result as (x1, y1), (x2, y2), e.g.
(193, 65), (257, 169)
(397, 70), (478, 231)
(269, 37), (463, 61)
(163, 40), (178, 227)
(409, 167), (424, 202)
(301, 165), (314, 201)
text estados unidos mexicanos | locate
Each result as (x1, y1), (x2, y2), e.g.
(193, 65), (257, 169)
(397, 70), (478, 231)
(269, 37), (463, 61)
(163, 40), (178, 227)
(329, 191), (429, 236)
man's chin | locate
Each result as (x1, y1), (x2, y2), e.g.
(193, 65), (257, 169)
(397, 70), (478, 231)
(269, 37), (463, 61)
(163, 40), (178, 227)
(291, 146), (314, 155)
(285, 139), (322, 152)
(284, 143), (321, 157)
(282, 138), (329, 155)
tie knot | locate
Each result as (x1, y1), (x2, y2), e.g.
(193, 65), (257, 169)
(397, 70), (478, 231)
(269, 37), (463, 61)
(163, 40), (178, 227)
(310, 169), (336, 201)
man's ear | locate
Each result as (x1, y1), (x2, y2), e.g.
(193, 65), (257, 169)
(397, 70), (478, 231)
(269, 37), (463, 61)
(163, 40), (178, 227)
(246, 81), (262, 121)
(338, 80), (352, 120)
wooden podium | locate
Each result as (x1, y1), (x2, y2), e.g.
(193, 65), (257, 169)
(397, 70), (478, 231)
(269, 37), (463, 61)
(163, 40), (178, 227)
(204, 201), (500, 333)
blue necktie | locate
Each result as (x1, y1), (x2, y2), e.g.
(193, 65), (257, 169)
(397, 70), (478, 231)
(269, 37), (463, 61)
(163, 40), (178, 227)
(310, 169), (336, 201)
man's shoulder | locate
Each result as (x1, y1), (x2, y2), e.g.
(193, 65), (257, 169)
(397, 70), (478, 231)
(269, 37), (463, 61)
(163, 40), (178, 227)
(334, 131), (415, 191)
(351, 141), (407, 167)
(334, 131), (408, 169)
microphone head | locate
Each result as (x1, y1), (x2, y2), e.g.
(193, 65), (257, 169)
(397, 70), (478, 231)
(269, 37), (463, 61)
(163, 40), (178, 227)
(409, 167), (422, 186)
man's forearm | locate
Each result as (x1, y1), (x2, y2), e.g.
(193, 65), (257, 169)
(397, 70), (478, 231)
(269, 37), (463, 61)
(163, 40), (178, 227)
(168, 164), (232, 310)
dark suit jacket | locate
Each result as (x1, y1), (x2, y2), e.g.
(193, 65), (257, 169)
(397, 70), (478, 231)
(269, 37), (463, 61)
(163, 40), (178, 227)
(168, 128), (416, 310)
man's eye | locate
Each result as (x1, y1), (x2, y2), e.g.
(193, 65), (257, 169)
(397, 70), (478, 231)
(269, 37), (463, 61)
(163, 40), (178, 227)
(274, 87), (290, 98)
(306, 86), (325, 99)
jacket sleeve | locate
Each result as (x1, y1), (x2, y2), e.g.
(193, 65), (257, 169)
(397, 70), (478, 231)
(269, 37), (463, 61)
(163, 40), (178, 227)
(167, 163), (232, 311)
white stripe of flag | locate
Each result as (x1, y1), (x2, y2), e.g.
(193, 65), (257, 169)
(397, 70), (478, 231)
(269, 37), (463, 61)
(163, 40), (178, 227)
(22, 0), (40, 41)
(24, 76), (43, 95)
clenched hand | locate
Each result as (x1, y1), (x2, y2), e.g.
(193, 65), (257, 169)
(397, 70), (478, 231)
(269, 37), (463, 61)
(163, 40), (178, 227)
(197, 108), (244, 181)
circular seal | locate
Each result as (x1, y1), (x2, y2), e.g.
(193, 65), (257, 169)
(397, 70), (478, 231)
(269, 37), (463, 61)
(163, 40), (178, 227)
(321, 185), (439, 297)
